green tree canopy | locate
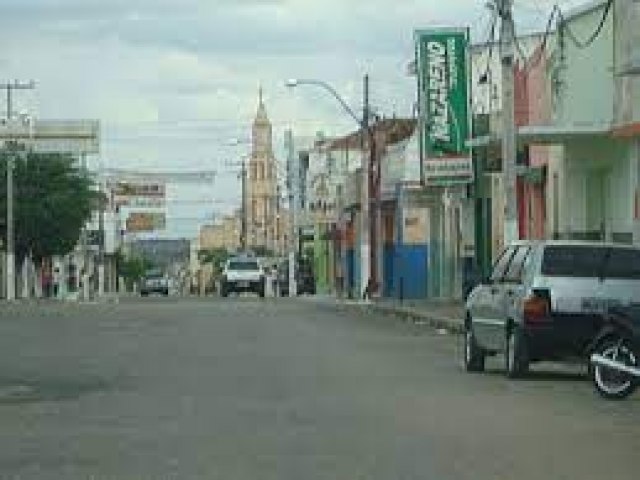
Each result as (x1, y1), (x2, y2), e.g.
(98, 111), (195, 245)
(116, 250), (153, 290)
(198, 248), (229, 275)
(0, 148), (102, 263)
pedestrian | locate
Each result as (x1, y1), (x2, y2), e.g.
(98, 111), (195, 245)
(271, 266), (278, 297)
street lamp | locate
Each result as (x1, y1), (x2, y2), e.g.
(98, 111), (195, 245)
(285, 75), (377, 299)
(285, 79), (364, 128)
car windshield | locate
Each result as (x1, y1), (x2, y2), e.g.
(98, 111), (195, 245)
(228, 261), (259, 271)
(145, 270), (163, 279)
(542, 246), (640, 279)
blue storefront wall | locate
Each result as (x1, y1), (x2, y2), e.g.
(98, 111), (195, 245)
(394, 200), (429, 299)
(394, 244), (428, 299)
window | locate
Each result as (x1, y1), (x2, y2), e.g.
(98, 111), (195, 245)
(258, 163), (264, 180)
(604, 249), (640, 279)
(228, 261), (259, 271)
(504, 246), (531, 283)
(490, 246), (516, 283)
(542, 246), (640, 279)
(542, 246), (605, 277)
(251, 163), (257, 181)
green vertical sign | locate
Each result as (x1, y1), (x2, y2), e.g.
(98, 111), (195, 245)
(415, 28), (472, 185)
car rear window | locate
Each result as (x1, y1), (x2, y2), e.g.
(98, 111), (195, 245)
(541, 246), (640, 279)
(228, 261), (259, 271)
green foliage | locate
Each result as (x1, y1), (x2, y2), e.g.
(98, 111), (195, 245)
(198, 248), (229, 275)
(116, 250), (152, 290)
(0, 148), (101, 262)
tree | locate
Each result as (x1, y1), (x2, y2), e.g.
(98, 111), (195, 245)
(198, 248), (229, 275)
(0, 148), (101, 264)
(116, 250), (152, 291)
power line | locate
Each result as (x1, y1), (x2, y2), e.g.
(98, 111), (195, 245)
(479, 9), (499, 85)
(557, 0), (613, 49)
(510, 4), (559, 72)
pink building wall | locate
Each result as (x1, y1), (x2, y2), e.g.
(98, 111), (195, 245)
(514, 45), (552, 240)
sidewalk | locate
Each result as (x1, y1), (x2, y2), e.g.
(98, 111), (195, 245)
(368, 298), (464, 333)
(306, 294), (464, 334)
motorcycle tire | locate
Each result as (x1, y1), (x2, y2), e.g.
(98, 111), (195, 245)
(592, 337), (638, 400)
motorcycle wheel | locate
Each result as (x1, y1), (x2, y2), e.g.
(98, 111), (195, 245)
(592, 337), (638, 400)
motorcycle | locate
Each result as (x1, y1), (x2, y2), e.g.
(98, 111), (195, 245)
(589, 305), (640, 400)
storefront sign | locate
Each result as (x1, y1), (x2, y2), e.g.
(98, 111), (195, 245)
(125, 212), (166, 232)
(109, 180), (166, 208)
(415, 28), (473, 185)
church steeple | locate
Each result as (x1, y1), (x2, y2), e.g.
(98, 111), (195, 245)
(252, 86), (272, 154)
(254, 85), (270, 126)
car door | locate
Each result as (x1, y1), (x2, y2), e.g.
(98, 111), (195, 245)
(472, 246), (517, 350)
(489, 245), (532, 352)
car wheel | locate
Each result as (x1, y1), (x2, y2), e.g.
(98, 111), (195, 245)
(505, 327), (529, 379)
(463, 320), (485, 372)
(591, 337), (638, 400)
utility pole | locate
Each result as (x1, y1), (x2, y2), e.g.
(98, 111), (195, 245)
(284, 129), (297, 297)
(360, 74), (371, 299)
(1, 80), (36, 301)
(240, 159), (247, 250)
(498, 0), (519, 245)
(98, 177), (105, 297)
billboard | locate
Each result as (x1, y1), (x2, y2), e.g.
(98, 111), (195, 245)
(0, 119), (100, 154)
(415, 28), (473, 185)
(125, 212), (166, 232)
(109, 180), (166, 208)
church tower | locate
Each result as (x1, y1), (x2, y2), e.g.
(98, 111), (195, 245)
(246, 88), (278, 252)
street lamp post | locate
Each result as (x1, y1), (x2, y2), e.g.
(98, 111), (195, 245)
(286, 75), (377, 299)
(1, 80), (36, 301)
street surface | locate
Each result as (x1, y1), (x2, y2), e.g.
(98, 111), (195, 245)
(0, 296), (638, 479)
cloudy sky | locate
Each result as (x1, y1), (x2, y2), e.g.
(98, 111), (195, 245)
(0, 0), (583, 238)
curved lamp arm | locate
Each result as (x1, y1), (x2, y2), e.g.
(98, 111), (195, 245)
(286, 78), (364, 129)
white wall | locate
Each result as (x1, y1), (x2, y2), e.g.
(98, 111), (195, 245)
(562, 138), (632, 238)
(555, 3), (614, 126)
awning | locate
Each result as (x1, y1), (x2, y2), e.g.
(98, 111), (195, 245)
(467, 123), (612, 148)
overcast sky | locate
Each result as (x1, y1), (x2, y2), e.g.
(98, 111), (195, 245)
(0, 0), (584, 238)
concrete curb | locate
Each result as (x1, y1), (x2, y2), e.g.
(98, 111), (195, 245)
(370, 304), (464, 334)
(330, 299), (464, 334)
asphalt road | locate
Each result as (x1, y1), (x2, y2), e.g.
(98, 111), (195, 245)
(0, 296), (638, 480)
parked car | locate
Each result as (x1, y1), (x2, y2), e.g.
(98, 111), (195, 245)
(464, 240), (640, 378)
(277, 259), (316, 296)
(140, 270), (169, 296)
(220, 255), (265, 298)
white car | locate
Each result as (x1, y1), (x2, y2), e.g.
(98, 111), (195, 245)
(220, 256), (266, 298)
(464, 240), (640, 378)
